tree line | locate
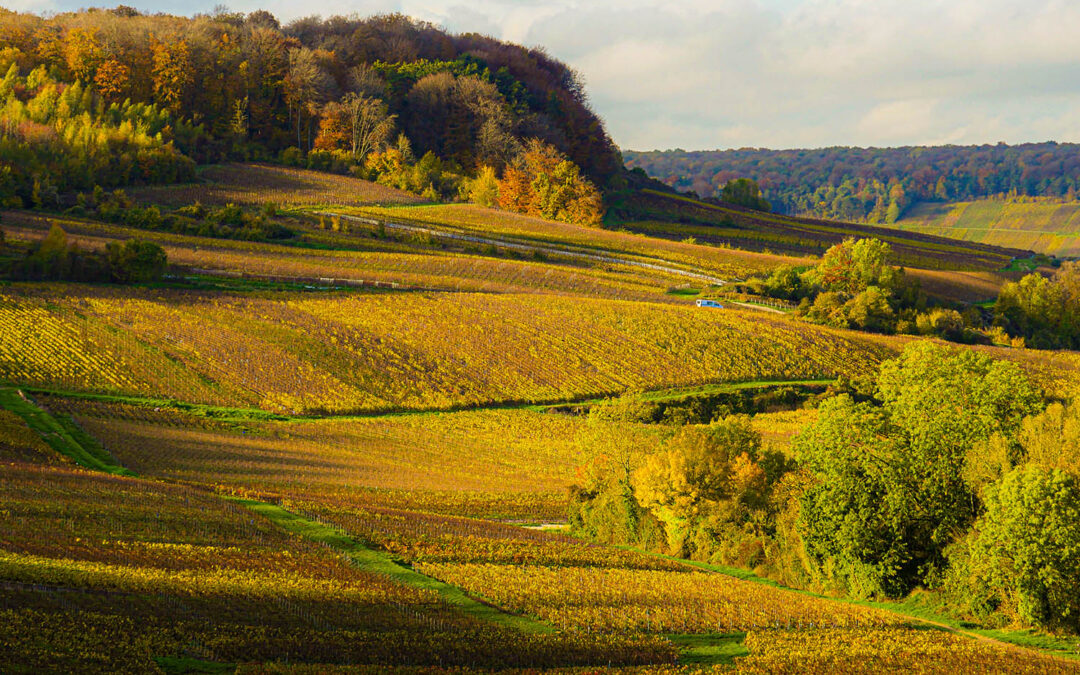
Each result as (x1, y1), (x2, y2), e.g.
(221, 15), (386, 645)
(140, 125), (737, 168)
(625, 144), (1080, 223)
(0, 221), (167, 283)
(0, 8), (615, 226)
(571, 342), (1080, 633)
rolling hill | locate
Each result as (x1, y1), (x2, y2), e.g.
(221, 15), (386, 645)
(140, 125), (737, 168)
(890, 199), (1080, 257)
(3, 162), (1080, 673)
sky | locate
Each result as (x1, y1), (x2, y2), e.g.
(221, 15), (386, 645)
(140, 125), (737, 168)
(15, 0), (1080, 151)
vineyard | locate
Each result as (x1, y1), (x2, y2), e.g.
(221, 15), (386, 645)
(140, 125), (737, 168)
(2, 166), (1079, 672)
(735, 628), (1078, 674)
(126, 164), (426, 209)
(610, 188), (1030, 272)
(350, 202), (804, 280)
(1, 212), (688, 303)
(61, 400), (667, 519)
(893, 198), (1080, 257)
(0, 286), (894, 413)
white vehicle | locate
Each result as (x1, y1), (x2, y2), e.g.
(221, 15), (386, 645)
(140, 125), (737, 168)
(695, 299), (724, 308)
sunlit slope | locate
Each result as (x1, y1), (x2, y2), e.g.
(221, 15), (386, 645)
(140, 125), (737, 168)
(892, 199), (1080, 256)
(3, 211), (681, 302)
(0, 285), (890, 413)
(611, 189), (1030, 271)
(128, 163), (425, 208)
(349, 203), (806, 281)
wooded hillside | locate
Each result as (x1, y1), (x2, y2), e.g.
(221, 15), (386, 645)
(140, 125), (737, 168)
(0, 7), (621, 219)
(626, 144), (1080, 223)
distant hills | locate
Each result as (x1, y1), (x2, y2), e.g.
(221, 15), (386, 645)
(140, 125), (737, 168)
(890, 199), (1080, 258)
(625, 143), (1080, 223)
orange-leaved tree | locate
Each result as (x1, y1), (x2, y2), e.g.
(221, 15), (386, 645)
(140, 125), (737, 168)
(497, 139), (603, 227)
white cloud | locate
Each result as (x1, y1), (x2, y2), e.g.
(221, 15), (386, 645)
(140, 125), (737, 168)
(855, 99), (940, 147)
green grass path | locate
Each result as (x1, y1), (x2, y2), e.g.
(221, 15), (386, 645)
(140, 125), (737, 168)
(0, 388), (134, 475)
(17, 378), (835, 423)
(229, 498), (556, 635)
(618, 544), (1080, 662)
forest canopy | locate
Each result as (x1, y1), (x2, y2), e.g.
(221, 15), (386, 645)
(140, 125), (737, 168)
(0, 7), (617, 225)
(625, 144), (1080, 223)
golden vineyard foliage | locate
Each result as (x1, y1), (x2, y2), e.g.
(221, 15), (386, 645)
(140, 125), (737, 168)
(70, 401), (665, 500)
(0, 287), (892, 412)
(736, 628), (1079, 674)
(0, 462), (675, 670)
(292, 499), (685, 570)
(355, 202), (804, 279)
(5, 211), (682, 301)
(416, 563), (903, 634)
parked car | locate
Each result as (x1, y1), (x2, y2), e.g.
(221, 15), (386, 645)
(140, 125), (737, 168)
(695, 299), (724, 308)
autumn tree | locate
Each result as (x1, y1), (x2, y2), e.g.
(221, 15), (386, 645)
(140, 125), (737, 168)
(93, 58), (130, 102)
(150, 38), (192, 114)
(62, 28), (103, 82)
(463, 165), (499, 207)
(633, 417), (784, 563)
(497, 139), (603, 227)
(341, 93), (395, 159)
(284, 47), (335, 150)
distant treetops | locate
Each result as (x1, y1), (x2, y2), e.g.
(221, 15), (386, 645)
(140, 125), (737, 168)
(626, 143), (1080, 223)
(0, 9), (615, 227)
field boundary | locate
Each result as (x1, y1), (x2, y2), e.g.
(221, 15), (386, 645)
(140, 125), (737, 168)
(18, 378), (837, 423)
(230, 498), (557, 636)
(616, 544), (1080, 664)
(0, 388), (134, 475)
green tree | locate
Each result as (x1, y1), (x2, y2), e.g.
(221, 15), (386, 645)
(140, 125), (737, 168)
(995, 261), (1080, 349)
(844, 286), (895, 333)
(795, 342), (1042, 597)
(947, 466), (1080, 631)
(808, 237), (897, 294)
(106, 239), (167, 283)
(721, 178), (771, 212)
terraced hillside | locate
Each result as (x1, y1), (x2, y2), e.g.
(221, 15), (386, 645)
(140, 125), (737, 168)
(892, 199), (1080, 257)
(611, 188), (1032, 271)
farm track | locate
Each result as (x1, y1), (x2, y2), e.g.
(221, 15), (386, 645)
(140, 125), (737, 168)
(322, 211), (734, 287)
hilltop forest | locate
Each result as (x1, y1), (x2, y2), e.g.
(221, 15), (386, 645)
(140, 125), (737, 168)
(625, 144), (1080, 223)
(0, 7), (617, 224)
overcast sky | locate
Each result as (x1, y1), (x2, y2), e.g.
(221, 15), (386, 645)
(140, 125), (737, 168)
(17, 0), (1080, 151)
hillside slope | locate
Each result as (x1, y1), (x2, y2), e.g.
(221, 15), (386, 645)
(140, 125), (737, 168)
(609, 187), (1032, 271)
(0, 285), (890, 413)
(891, 199), (1080, 257)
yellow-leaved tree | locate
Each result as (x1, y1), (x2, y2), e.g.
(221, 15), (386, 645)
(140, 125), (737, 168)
(633, 417), (779, 561)
(497, 139), (603, 227)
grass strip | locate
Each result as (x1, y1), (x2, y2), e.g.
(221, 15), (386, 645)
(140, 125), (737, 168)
(617, 543), (1080, 661)
(667, 632), (748, 665)
(229, 498), (555, 635)
(0, 388), (133, 475)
